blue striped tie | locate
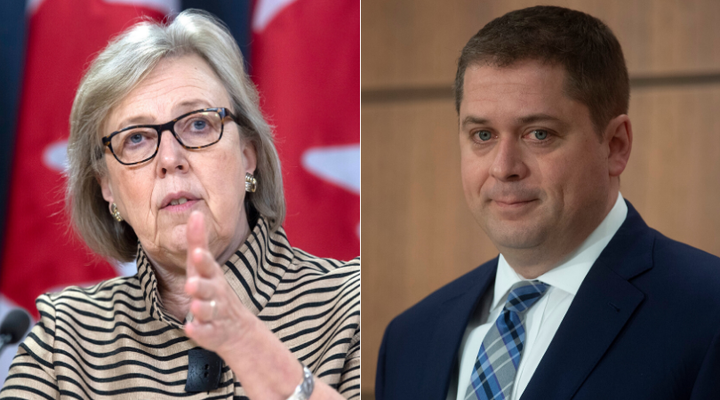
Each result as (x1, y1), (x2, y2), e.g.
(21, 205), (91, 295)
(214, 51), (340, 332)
(464, 280), (550, 400)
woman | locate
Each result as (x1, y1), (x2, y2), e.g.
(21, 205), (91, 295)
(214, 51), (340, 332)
(1, 10), (359, 400)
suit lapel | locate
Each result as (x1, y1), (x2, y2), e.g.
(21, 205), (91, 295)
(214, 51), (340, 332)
(522, 201), (654, 400)
(420, 260), (497, 400)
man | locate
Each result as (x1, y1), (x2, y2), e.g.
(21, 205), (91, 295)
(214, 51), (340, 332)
(376, 6), (720, 400)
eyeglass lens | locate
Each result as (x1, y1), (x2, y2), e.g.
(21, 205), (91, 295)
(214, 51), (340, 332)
(111, 111), (224, 164)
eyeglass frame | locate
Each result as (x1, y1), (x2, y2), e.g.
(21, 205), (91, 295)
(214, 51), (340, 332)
(101, 107), (239, 166)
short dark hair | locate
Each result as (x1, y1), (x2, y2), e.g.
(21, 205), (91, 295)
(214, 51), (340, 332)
(454, 6), (629, 132)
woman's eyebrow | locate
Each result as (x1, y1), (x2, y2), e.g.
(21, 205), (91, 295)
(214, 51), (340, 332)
(115, 99), (214, 129)
(116, 115), (155, 130)
(174, 99), (212, 111)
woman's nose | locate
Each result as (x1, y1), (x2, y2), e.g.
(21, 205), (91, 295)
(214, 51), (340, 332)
(156, 130), (189, 176)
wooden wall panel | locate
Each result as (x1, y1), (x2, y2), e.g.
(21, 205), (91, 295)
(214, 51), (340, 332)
(361, 85), (720, 395)
(623, 84), (720, 252)
(362, 99), (498, 391)
(361, 0), (720, 396)
(362, 0), (720, 90)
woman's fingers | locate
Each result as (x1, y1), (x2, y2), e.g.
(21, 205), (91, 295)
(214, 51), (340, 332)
(190, 247), (220, 279)
(186, 211), (219, 280)
(185, 317), (220, 342)
(186, 211), (208, 251)
(184, 301), (252, 358)
(184, 275), (217, 300)
(183, 211), (248, 353)
(184, 286), (249, 353)
(186, 211), (210, 278)
(188, 298), (220, 323)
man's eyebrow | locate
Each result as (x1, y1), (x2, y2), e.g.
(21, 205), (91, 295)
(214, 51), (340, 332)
(461, 114), (567, 130)
(517, 113), (564, 125)
(461, 116), (490, 129)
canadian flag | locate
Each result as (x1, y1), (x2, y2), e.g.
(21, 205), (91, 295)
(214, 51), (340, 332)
(0, 0), (177, 386)
(251, 0), (360, 261)
(0, 0), (359, 386)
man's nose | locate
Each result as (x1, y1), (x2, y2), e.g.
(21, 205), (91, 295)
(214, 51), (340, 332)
(489, 137), (528, 181)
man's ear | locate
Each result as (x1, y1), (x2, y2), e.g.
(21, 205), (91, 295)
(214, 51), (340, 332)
(604, 114), (633, 177)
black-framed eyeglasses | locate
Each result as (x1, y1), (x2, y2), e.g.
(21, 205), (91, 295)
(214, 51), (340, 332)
(102, 107), (238, 166)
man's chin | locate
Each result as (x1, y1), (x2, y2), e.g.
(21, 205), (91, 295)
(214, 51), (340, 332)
(481, 220), (548, 250)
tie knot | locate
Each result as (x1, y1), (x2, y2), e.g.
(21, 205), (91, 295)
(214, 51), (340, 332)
(504, 280), (550, 314)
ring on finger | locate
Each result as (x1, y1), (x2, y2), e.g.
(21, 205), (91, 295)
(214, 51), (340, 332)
(210, 300), (217, 319)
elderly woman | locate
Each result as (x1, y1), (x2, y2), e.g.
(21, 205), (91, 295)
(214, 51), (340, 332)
(1, 10), (359, 400)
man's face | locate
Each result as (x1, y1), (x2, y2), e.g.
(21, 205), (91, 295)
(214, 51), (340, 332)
(458, 60), (613, 256)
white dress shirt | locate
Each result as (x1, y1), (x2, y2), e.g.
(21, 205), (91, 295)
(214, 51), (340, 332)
(447, 193), (628, 400)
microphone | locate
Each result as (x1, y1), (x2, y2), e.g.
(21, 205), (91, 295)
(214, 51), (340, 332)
(0, 309), (31, 354)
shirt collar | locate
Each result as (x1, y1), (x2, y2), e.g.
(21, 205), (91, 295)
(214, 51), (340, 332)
(136, 216), (293, 328)
(492, 193), (628, 311)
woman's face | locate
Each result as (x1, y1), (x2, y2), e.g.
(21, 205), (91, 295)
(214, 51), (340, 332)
(100, 54), (257, 270)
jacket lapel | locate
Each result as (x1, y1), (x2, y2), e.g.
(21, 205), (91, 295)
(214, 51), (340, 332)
(420, 260), (498, 400)
(521, 202), (654, 400)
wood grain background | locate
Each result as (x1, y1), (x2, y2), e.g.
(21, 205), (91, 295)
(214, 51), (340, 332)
(361, 0), (720, 397)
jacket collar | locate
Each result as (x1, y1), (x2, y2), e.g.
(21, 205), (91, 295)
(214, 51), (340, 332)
(521, 200), (654, 400)
(136, 216), (293, 328)
(420, 260), (498, 399)
(423, 200), (654, 400)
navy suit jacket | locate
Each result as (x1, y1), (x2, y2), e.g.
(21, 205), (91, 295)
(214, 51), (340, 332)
(376, 202), (720, 399)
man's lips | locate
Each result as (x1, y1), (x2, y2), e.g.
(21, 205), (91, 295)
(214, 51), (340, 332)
(492, 199), (537, 207)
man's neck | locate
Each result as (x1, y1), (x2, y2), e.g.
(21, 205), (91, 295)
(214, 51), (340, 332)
(501, 190), (620, 279)
(501, 248), (571, 279)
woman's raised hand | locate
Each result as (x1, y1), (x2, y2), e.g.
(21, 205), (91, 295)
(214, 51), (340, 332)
(183, 210), (252, 354)
(183, 211), (343, 400)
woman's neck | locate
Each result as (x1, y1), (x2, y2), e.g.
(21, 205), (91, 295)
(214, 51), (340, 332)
(146, 217), (252, 322)
(152, 261), (192, 322)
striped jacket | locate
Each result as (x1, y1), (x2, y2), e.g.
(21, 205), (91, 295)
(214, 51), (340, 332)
(0, 217), (360, 399)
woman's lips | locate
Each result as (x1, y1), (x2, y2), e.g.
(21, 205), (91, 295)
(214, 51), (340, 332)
(160, 191), (200, 209)
(161, 198), (200, 212)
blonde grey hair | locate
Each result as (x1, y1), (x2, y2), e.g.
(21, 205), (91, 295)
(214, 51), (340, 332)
(67, 9), (285, 262)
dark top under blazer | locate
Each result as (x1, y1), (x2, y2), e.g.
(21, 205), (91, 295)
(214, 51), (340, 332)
(376, 201), (720, 400)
